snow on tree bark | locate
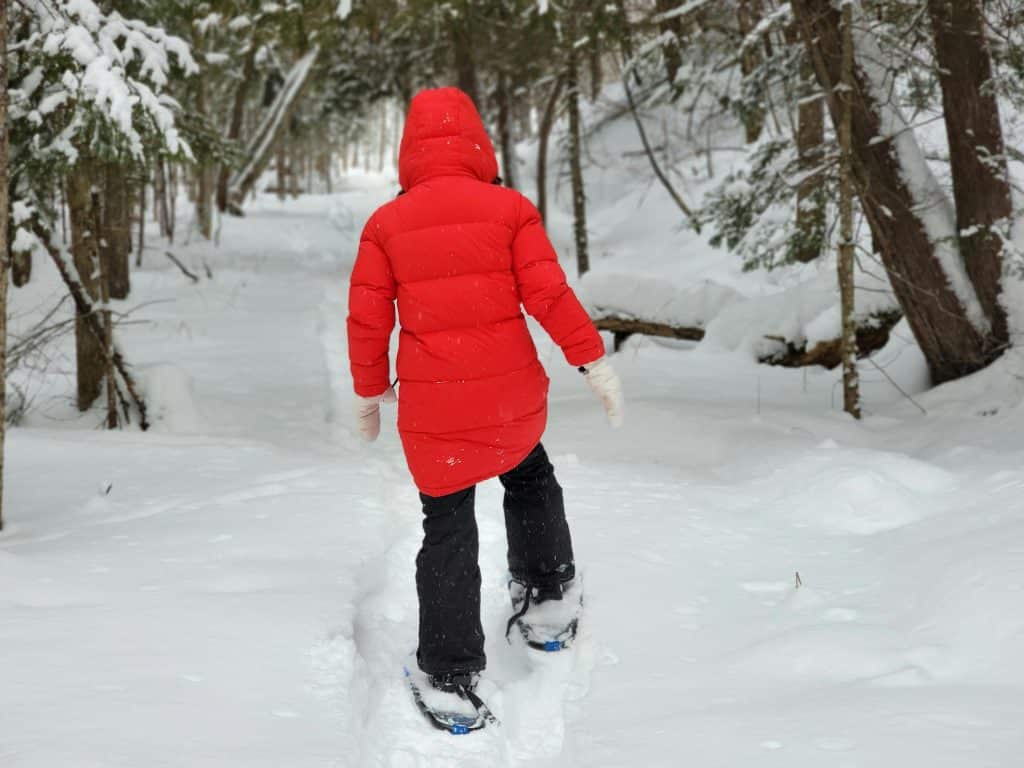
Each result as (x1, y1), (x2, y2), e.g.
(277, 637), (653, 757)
(792, 0), (997, 384)
(66, 162), (106, 411)
(927, 0), (1012, 347)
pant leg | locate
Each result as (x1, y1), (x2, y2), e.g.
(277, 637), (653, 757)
(499, 443), (575, 591)
(415, 486), (486, 676)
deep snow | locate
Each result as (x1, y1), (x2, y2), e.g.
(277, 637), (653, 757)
(3, 174), (1024, 767)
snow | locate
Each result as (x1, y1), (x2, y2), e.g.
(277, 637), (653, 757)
(4, 171), (1024, 767)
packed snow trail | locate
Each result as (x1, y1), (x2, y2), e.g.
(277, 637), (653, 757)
(3, 173), (1024, 766)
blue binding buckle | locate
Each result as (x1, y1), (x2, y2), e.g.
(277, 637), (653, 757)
(450, 724), (470, 735)
(544, 640), (562, 652)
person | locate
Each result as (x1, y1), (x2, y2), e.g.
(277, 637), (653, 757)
(346, 87), (623, 709)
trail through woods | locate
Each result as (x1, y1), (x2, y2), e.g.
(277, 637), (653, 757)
(3, 174), (1024, 766)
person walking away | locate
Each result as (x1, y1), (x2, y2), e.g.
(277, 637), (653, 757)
(347, 87), (623, 730)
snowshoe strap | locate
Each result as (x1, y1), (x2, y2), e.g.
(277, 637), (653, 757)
(505, 583), (533, 642)
(461, 685), (499, 727)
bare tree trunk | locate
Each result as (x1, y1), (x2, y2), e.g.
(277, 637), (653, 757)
(91, 189), (118, 428)
(793, 0), (995, 383)
(217, 46), (257, 212)
(154, 159), (169, 239)
(276, 139), (288, 201)
(794, 45), (825, 263)
(496, 71), (517, 188)
(566, 9), (589, 276)
(738, 0), (765, 143)
(588, 31), (603, 101)
(927, 0), (1011, 346)
(102, 163), (131, 298)
(289, 140), (301, 198)
(537, 77), (563, 224)
(193, 32), (214, 240)
(377, 105), (388, 173)
(168, 163), (178, 242)
(838, 0), (860, 418)
(452, 16), (478, 106)
(136, 177), (146, 267)
(0, 1), (9, 530)
(67, 163), (106, 411)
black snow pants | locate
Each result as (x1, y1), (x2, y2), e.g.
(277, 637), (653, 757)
(415, 443), (575, 676)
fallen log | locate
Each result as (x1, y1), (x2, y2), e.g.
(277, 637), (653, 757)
(762, 310), (902, 369)
(593, 309), (902, 369)
(594, 316), (705, 351)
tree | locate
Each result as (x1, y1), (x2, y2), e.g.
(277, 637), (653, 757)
(927, 0), (1012, 345)
(792, 0), (1005, 384)
(837, 0), (859, 418)
(0, 0), (9, 530)
(564, 1), (589, 276)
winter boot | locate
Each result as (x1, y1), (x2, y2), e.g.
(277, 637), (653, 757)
(506, 574), (583, 651)
(404, 665), (498, 734)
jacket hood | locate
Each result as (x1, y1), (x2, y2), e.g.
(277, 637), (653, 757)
(398, 87), (499, 191)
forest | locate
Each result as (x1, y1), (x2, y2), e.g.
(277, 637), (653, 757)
(3, 1), (1024, 765)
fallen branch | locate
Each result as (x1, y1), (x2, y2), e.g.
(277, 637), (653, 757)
(165, 251), (200, 283)
(593, 309), (902, 368)
(32, 223), (150, 430)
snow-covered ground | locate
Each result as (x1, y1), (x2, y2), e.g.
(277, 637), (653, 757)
(3, 173), (1024, 767)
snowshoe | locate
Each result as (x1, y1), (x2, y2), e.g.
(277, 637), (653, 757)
(403, 665), (499, 735)
(506, 574), (583, 652)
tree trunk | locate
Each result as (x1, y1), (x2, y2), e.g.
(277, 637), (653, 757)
(154, 158), (169, 239)
(168, 163), (178, 242)
(537, 77), (564, 225)
(0, 0), (9, 530)
(276, 139), (288, 201)
(793, 0), (995, 383)
(655, 0), (684, 84)
(794, 50), (825, 263)
(378, 104), (388, 173)
(228, 47), (320, 211)
(566, 9), (589, 276)
(496, 71), (517, 188)
(11, 246), (30, 286)
(927, 0), (1011, 346)
(588, 30), (603, 101)
(67, 163), (106, 411)
(193, 31), (214, 240)
(102, 162), (131, 298)
(452, 14), (478, 106)
(91, 189), (118, 429)
(217, 46), (257, 213)
(136, 177), (145, 267)
(837, 0), (860, 418)
(738, 0), (765, 143)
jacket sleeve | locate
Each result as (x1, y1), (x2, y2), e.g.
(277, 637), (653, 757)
(511, 195), (605, 366)
(347, 215), (396, 397)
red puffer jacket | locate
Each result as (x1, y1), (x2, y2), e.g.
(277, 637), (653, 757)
(347, 87), (604, 497)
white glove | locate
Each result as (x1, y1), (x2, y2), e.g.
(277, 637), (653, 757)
(580, 357), (623, 428)
(355, 386), (397, 442)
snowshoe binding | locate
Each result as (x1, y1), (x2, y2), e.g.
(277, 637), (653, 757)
(506, 574), (583, 652)
(404, 666), (499, 735)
